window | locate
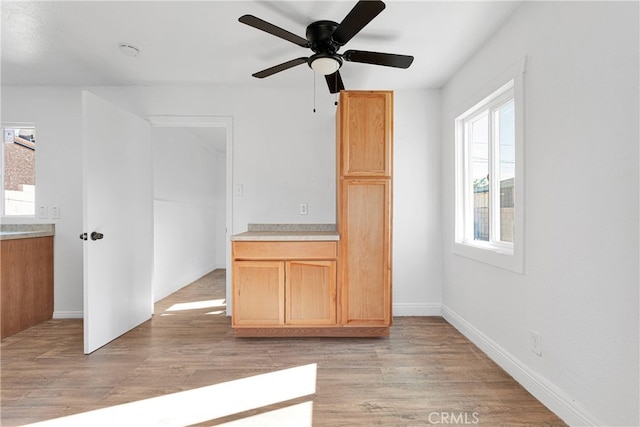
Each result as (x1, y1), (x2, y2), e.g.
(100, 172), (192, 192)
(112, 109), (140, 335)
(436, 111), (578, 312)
(2, 125), (36, 216)
(454, 59), (524, 273)
(460, 83), (514, 248)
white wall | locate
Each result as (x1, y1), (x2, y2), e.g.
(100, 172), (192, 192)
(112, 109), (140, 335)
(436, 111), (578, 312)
(1, 87), (84, 317)
(1, 84), (441, 318)
(92, 86), (339, 230)
(151, 127), (222, 302)
(440, 2), (639, 426)
(393, 89), (442, 315)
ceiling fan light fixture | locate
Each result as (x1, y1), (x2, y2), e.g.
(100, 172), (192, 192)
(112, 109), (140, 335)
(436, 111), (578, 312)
(310, 56), (341, 75)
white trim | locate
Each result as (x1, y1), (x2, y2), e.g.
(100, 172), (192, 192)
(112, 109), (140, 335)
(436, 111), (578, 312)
(53, 311), (84, 319)
(452, 57), (527, 115)
(456, 83), (514, 251)
(453, 242), (522, 273)
(392, 303), (441, 316)
(441, 305), (602, 427)
(453, 57), (526, 274)
(1, 122), (37, 219)
(1, 121), (36, 129)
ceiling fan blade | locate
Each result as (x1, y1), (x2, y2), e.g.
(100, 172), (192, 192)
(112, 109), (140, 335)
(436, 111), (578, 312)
(343, 50), (414, 68)
(332, 0), (386, 46)
(252, 57), (309, 78)
(239, 15), (309, 47)
(325, 71), (345, 94)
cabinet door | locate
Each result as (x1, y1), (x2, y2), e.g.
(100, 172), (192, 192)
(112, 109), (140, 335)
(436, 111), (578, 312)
(286, 261), (336, 325)
(338, 91), (393, 177)
(340, 179), (392, 326)
(232, 261), (284, 326)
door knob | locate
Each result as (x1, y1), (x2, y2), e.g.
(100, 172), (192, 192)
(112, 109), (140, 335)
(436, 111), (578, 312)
(90, 231), (104, 241)
(79, 232), (88, 240)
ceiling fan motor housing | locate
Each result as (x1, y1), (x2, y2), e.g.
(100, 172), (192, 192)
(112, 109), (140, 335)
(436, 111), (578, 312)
(306, 20), (341, 53)
(306, 20), (342, 72)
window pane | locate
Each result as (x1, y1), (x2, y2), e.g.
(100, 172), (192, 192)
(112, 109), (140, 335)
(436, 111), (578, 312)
(3, 127), (36, 216)
(470, 115), (489, 241)
(497, 100), (515, 243)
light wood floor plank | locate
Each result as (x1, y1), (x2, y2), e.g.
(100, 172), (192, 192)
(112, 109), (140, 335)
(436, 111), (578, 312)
(1, 269), (566, 426)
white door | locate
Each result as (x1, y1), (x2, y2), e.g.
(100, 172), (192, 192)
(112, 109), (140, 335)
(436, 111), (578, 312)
(82, 91), (153, 354)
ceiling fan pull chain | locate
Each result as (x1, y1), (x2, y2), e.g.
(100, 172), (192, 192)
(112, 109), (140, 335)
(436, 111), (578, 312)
(313, 71), (317, 113)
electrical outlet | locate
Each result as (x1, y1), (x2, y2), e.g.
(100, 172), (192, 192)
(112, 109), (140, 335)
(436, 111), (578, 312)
(300, 203), (308, 215)
(530, 330), (542, 357)
(38, 206), (48, 219)
(51, 206), (60, 219)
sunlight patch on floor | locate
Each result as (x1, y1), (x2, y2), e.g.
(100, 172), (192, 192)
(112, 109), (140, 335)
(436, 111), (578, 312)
(23, 364), (316, 427)
(219, 401), (313, 426)
(165, 298), (226, 312)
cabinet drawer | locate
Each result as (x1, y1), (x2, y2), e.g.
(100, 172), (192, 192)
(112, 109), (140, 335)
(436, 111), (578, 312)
(233, 241), (337, 260)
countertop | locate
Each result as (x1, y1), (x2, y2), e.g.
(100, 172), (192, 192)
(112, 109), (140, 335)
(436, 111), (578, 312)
(231, 224), (339, 241)
(0, 224), (55, 241)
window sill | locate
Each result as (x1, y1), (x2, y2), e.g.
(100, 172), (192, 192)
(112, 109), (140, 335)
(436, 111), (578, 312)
(1, 216), (40, 224)
(453, 241), (523, 274)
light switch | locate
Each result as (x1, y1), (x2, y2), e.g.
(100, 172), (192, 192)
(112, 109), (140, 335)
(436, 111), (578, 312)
(51, 206), (60, 219)
(38, 206), (48, 219)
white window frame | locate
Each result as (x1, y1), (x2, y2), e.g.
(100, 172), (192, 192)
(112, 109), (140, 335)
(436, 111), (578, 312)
(454, 59), (525, 273)
(2, 122), (37, 218)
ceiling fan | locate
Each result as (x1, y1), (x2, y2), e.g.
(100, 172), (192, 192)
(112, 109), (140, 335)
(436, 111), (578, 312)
(239, 0), (414, 93)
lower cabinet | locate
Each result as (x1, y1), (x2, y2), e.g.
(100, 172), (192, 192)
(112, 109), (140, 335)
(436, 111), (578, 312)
(233, 259), (336, 327)
(1, 236), (54, 339)
(231, 240), (389, 337)
(232, 240), (346, 336)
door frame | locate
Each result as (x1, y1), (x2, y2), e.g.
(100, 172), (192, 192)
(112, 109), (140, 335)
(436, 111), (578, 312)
(147, 116), (233, 311)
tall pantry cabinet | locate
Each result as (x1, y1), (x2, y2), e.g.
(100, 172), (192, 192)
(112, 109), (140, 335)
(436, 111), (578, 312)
(336, 91), (393, 333)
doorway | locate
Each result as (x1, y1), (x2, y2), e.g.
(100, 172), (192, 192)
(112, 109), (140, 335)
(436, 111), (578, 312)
(148, 116), (233, 310)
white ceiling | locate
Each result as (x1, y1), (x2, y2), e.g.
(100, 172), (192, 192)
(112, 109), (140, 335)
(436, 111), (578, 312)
(1, 1), (521, 91)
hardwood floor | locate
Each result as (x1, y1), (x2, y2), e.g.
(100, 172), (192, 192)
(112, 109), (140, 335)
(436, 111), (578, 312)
(1, 269), (566, 426)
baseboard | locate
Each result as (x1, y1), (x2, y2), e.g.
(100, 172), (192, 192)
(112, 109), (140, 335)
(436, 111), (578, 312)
(53, 267), (219, 320)
(393, 303), (441, 316)
(53, 311), (83, 319)
(441, 305), (601, 426)
(234, 326), (389, 338)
